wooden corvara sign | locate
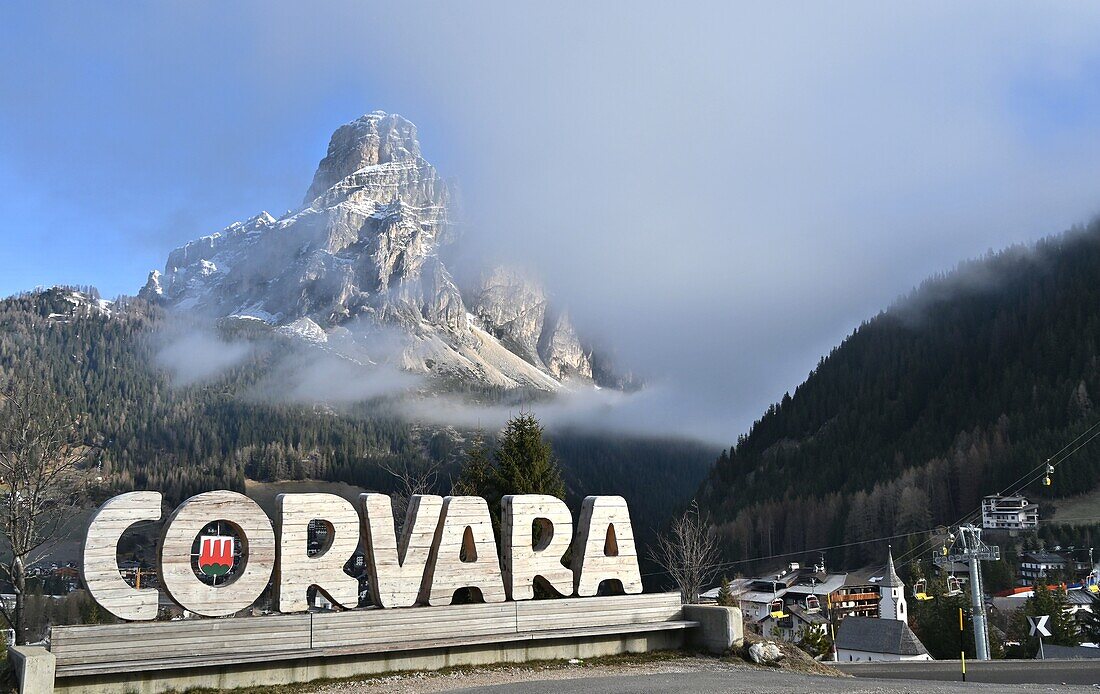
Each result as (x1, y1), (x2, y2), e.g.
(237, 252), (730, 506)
(81, 491), (642, 619)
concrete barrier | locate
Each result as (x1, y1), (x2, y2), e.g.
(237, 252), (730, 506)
(54, 629), (686, 694)
(683, 605), (744, 654)
(9, 646), (56, 694)
(45, 593), (696, 694)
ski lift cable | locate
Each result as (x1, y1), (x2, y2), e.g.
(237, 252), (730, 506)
(680, 418), (1100, 584)
(1000, 419), (1100, 497)
(893, 420), (1100, 571)
(640, 527), (934, 579)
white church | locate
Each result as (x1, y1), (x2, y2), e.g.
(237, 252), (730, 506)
(835, 550), (932, 662)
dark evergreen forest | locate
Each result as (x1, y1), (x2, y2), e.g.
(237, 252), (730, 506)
(699, 220), (1100, 570)
(0, 287), (713, 551)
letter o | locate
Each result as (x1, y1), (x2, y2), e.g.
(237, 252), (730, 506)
(159, 490), (275, 617)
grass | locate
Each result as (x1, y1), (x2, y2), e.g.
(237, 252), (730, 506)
(1049, 487), (1100, 524)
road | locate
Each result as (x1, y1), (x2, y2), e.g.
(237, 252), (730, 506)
(451, 669), (1094, 693)
(837, 658), (1100, 686)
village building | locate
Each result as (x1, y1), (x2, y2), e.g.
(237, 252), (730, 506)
(981, 494), (1038, 531)
(877, 550), (907, 622)
(835, 616), (932, 662)
(829, 570), (881, 620)
(1020, 551), (1068, 585)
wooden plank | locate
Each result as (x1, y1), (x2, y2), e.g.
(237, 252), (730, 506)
(81, 491), (162, 621)
(517, 593), (681, 632)
(52, 594), (685, 671)
(312, 602), (516, 649)
(158, 490), (277, 617)
(52, 614), (311, 667)
(55, 620), (699, 677)
(275, 493), (361, 612)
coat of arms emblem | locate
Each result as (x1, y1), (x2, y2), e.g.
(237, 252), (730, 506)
(197, 535), (235, 577)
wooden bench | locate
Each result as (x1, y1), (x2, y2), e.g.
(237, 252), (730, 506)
(49, 593), (697, 681)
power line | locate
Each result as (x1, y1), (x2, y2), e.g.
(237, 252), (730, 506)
(686, 416), (1100, 585)
(892, 416), (1100, 571)
(642, 528), (933, 579)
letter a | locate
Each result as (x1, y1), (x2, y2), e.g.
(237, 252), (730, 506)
(572, 496), (642, 596)
(422, 496), (506, 606)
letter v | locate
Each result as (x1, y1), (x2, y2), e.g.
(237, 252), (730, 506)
(360, 494), (444, 607)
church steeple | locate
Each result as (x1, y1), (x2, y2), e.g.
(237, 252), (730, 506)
(879, 547), (907, 622)
(882, 548), (902, 588)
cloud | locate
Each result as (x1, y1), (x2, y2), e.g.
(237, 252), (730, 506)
(8, 3), (1100, 441)
(154, 328), (252, 386)
(245, 351), (420, 406)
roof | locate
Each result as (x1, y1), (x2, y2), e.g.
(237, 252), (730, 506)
(1036, 644), (1100, 659)
(787, 603), (830, 625)
(1022, 551), (1067, 564)
(1066, 589), (1095, 605)
(841, 568), (882, 588)
(786, 573), (847, 596)
(881, 550), (902, 589)
(836, 617), (929, 657)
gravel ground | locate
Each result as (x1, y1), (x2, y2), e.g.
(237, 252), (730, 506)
(300, 655), (1093, 694)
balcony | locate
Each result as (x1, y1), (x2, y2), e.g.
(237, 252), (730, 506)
(833, 592), (878, 602)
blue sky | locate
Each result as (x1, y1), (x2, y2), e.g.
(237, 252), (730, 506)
(5, 3), (1100, 438)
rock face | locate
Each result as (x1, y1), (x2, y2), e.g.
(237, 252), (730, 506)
(470, 267), (592, 380)
(145, 111), (596, 391)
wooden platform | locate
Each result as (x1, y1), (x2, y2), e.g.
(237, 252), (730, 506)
(50, 593), (693, 679)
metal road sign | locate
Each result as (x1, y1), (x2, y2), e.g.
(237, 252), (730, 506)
(1028, 615), (1052, 637)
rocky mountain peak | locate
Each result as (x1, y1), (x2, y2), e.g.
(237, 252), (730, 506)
(145, 111), (602, 392)
(304, 111), (423, 204)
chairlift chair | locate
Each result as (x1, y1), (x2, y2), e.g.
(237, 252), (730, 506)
(946, 575), (963, 596)
(913, 578), (933, 601)
(769, 598), (787, 619)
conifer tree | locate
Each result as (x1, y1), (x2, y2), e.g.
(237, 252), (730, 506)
(1079, 591), (1100, 644)
(455, 413), (566, 513)
(492, 413), (566, 502)
(1023, 583), (1079, 650)
(716, 576), (735, 607)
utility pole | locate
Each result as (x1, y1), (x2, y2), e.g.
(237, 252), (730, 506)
(935, 524), (1000, 660)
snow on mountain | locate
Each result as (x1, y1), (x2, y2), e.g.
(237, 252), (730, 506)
(141, 111), (597, 391)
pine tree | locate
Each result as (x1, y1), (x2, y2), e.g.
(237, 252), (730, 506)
(452, 413), (566, 531)
(454, 433), (494, 498)
(716, 576), (735, 607)
(1078, 591), (1100, 643)
(1023, 583), (1079, 649)
(491, 413), (565, 502)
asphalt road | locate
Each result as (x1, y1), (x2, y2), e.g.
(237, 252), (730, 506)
(838, 658), (1100, 686)
(451, 669), (1096, 693)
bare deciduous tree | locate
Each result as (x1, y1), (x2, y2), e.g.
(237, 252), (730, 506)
(0, 380), (96, 644)
(651, 501), (720, 604)
(379, 458), (441, 532)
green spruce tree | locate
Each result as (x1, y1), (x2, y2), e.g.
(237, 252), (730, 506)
(491, 413), (566, 502)
(455, 413), (566, 511)
(716, 577), (735, 607)
(1023, 583), (1079, 651)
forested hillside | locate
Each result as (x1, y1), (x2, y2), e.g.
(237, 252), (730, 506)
(0, 288), (712, 545)
(699, 220), (1100, 569)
